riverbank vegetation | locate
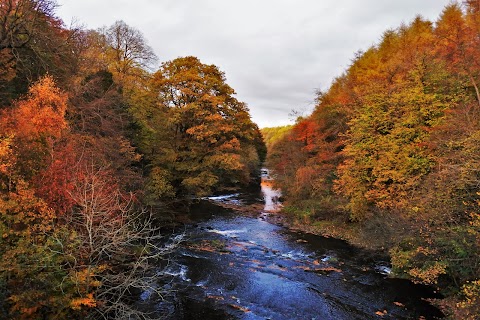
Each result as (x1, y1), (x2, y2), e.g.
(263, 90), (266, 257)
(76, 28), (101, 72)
(266, 2), (480, 318)
(0, 0), (264, 318)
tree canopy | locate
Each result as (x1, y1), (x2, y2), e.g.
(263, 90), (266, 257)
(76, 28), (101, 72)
(132, 56), (264, 199)
(267, 3), (480, 318)
(0, 3), (264, 318)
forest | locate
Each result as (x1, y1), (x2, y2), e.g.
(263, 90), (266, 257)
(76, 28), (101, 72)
(1, 0), (480, 319)
(266, 1), (480, 318)
(0, 0), (264, 318)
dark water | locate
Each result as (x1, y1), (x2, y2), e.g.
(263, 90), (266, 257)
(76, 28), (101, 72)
(153, 183), (443, 320)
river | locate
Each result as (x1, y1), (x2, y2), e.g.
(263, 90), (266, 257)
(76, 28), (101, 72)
(150, 177), (444, 319)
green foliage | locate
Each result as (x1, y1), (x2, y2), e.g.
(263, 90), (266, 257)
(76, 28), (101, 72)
(336, 85), (447, 217)
(145, 167), (175, 203)
(269, 4), (480, 315)
(261, 125), (293, 151)
(1, 226), (86, 319)
(131, 56), (264, 198)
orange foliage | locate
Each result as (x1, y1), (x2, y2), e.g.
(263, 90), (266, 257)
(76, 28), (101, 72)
(292, 118), (320, 153)
(34, 138), (78, 214)
(269, 4), (480, 317)
(13, 76), (68, 140)
(70, 293), (97, 310)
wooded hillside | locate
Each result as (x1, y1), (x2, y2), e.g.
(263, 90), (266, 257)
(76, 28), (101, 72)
(267, 2), (480, 318)
(0, 1), (264, 318)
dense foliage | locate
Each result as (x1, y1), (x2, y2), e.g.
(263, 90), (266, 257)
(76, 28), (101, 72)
(131, 56), (264, 200)
(261, 125), (293, 151)
(0, 1), (264, 318)
(267, 2), (480, 318)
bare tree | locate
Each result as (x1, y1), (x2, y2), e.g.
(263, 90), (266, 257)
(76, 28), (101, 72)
(0, 0), (56, 51)
(54, 163), (181, 319)
(103, 20), (158, 86)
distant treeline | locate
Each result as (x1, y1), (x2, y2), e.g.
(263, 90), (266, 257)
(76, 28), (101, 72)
(261, 125), (293, 151)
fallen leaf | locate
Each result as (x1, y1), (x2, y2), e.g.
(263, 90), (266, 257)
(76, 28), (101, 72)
(229, 304), (250, 313)
(315, 267), (342, 273)
(375, 310), (388, 316)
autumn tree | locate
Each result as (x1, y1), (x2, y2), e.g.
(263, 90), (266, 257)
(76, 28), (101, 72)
(132, 56), (264, 200)
(66, 29), (110, 83)
(102, 20), (157, 89)
(66, 70), (142, 191)
(332, 17), (449, 220)
(0, 0), (77, 106)
(0, 76), (67, 182)
(266, 75), (351, 220)
(269, 5), (480, 317)
(435, 3), (480, 107)
(0, 75), (176, 319)
(0, 3), (206, 318)
(0, 76), (71, 318)
(55, 162), (176, 319)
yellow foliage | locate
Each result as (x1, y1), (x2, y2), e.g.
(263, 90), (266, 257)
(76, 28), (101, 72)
(455, 280), (480, 319)
(70, 293), (97, 310)
(73, 267), (103, 289)
(0, 136), (14, 174)
(407, 262), (447, 284)
(13, 76), (68, 140)
(218, 138), (241, 152)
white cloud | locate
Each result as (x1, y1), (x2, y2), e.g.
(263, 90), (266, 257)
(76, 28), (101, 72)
(56, 0), (451, 127)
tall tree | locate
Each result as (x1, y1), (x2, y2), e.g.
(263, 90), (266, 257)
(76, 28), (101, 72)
(0, 0), (76, 106)
(103, 20), (157, 88)
(133, 56), (263, 199)
(0, 77), (70, 318)
(435, 4), (480, 106)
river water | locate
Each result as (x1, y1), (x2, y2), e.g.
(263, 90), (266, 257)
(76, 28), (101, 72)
(152, 179), (443, 319)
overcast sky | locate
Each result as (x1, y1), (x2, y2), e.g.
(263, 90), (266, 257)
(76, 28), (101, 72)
(56, 0), (452, 128)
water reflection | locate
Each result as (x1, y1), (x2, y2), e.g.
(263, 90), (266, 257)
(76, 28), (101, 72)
(161, 170), (444, 319)
(261, 174), (282, 212)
